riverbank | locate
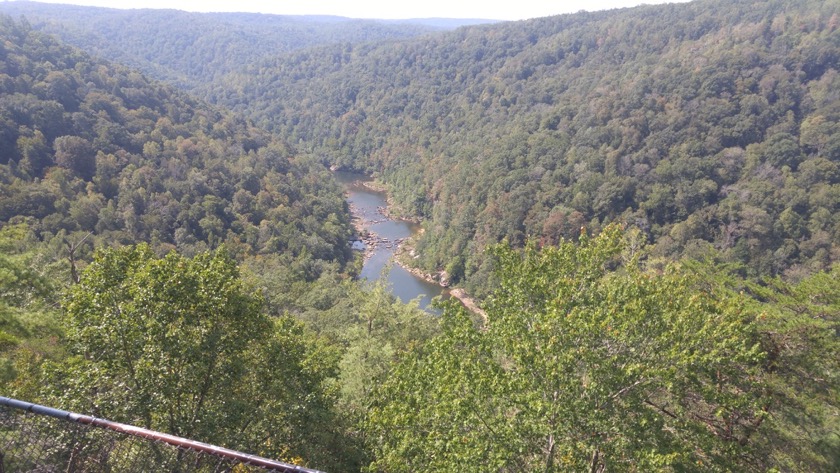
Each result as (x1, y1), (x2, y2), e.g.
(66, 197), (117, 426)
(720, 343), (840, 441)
(339, 170), (483, 317)
(394, 257), (486, 322)
(338, 171), (446, 310)
(348, 201), (406, 263)
(393, 236), (487, 323)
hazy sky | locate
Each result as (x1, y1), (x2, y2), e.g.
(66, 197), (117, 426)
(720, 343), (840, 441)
(20, 0), (694, 21)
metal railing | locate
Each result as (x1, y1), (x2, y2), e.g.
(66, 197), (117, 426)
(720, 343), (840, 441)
(0, 396), (324, 473)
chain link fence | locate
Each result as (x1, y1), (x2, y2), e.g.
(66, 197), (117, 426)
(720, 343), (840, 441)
(0, 396), (324, 473)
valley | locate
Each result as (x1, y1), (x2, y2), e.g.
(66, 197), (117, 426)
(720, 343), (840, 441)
(0, 0), (838, 471)
(337, 171), (448, 312)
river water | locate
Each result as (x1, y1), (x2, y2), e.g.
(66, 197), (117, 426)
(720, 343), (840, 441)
(335, 172), (446, 312)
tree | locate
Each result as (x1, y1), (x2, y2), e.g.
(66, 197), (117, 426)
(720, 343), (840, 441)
(367, 225), (770, 472)
(732, 264), (840, 471)
(46, 244), (341, 468)
(0, 223), (64, 400)
(53, 135), (96, 180)
(338, 274), (436, 415)
(17, 130), (52, 177)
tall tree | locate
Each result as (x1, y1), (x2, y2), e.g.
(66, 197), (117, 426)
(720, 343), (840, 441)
(45, 244), (342, 468)
(724, 263), (840, 471)
(0, 223), (63, 398)
(368, 226), (772, 471)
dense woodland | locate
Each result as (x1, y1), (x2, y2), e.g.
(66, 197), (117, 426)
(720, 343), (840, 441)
(0, 12), (363, 273)
(0, 1), (479, 89)
(0, 15), (432, 471)
(207, 0), (839, 295)
(10, 0), (839, 291)
(0, 0), (839, 471)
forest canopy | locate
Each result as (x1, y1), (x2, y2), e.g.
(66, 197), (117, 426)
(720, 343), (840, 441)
(0, 1), (471, 89)
(0, 14), (354, 275)
(202, 0), (840, 293)
(0, 0), (838, 471)
(7, 0), (838, 291)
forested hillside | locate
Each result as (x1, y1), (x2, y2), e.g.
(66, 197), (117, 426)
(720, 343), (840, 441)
(206, 0), (840, 293)
(0, 1), (487, 89)
(1, 1), (838, 471)
(0, 15), (438, 470)
(5, 1), (837, 291)
(0, 14), (354, 270)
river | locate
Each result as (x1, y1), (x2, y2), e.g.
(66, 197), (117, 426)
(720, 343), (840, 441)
(335, 172), (447, 312)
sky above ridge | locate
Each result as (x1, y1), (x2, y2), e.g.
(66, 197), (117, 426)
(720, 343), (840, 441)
(17, 0), (694, 21)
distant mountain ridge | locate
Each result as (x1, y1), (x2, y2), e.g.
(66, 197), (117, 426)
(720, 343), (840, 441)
(0, 1), (492, 89)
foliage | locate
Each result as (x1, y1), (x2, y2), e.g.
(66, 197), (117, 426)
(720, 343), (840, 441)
(0, 2), (837, 470)
(198, 0), (840, 292)
(691, 261), (840, 471)
(366, 226), (829, 471)
(43, 244), (348, 469)
(242, 257), (440, 465)
(2, 1), (839, 287)
(0, 15), (354, 275)
(0, 223), (64, 398)
(0, 2), (473, 90)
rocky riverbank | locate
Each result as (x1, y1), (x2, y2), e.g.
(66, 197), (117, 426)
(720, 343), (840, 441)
(393, 236), (486, 322)
(348, 201), (407, 263)
(341, 172), (482, 317)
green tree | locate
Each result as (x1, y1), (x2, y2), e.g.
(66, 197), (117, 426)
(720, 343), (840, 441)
(53, 135), (96, 181)
(0, 223), (63, 399)
(45, 244), (341, 468)
(732, 264), (840, 471)
(338, 275), (436, 414)
(367, 226), (769, 472)
(17, 130), (52, 177)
